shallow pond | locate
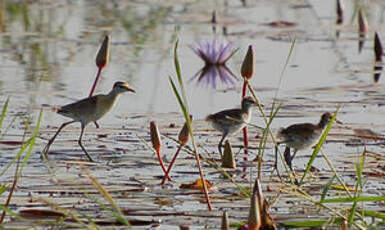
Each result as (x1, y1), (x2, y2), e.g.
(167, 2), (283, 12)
(0, 0), (385, 229)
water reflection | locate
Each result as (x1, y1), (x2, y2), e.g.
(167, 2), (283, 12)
(374, 32), (383, 83)
(358, 8), (368, 53)
(190, 64), (237, 88)
(335, 0), (344, 39)
(188, 39), (238, 88)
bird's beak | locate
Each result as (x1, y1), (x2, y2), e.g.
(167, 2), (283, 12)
(122, 83), (135, 93)
(126, 87), (136, 93)
(335, 119), (343, 124)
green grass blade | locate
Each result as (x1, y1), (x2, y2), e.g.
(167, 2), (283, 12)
(20, 109), (43, 174)
(358, 209), (385, 219)
(299, 108), (339, 185)
(169, 40), (211, 210)
(320, 175), (336, 202)
(0, 205), (22, 219)
(173, 39), (188, 106)
(169, 76), (188, 119)
(347, 148), (368, 227)
(348, 201), (358, 225)
(356, 149), (366, 190)
(274, 38), (296, 100)
(282, 220), (328, 227)
(319, 149), (353, 198)
(0, 138), (32, 177)
(321, 196), (385, 203)
(0, 97), (10, 133)
(257, 102), (281, 179)
(0, 185), (6, 196)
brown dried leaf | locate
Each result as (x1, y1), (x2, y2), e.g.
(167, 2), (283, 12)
(262, 21), (296, 28)
(154, 198), (173, 207)
(180, 179), (212, 190)
(353, 129), (385, 140)
(19, 209), (65, 217)
(0, 141), (24, 146)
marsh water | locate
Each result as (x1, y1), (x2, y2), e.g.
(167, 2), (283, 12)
(0, 0), (385, 229)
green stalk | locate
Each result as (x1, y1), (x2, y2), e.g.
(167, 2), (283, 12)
(0, 97), (9, 133)
(168, 40), (212, 210)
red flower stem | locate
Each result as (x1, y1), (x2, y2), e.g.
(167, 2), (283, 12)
(161, 144), (183, 184)
(243, 127), (249, 155)
(242, 79), (247, 98)
(156, 150), (172, 181)
(242, 79), (249, 155)
(0, 156), (20, 224)
(89, 67), (103, 97)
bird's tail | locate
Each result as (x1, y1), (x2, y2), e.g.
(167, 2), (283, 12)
(205, 114), (213, 122)
(276, 128), (285, 142)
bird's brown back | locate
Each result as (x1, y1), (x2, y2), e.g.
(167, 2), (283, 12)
(58, 96), (98, 119)
(58, 94), (115, 124)
(279, 123), (321, 138)
(206, 108), (245, 125)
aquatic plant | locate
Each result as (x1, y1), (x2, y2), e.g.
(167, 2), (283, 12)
(189, 39), (238, 88)
(89, 35), (110, 98)
(240, 45), (254, 155)
(150, 121), (171, 181)
(161, 116), (191, 184)
(169, 40), (212, 210)
(89, 35), (110, 128)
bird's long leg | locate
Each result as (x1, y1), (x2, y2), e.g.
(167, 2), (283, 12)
(284, 146), (292, 170)
(94, 121), (100, 129)
(218, 133), (227, 158)
(285, 148), (299, 185)
(290, 149), (298, 170)
(273, 145), (281, 179)
(42, 121), (76, 158)
(78, 125), (94, 162)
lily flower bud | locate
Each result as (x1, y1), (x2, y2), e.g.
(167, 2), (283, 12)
(96, 35), (110, 69)
(178, 115), (192, 145)
(150, 121), (162, 153)
(241, 45), (254, 80)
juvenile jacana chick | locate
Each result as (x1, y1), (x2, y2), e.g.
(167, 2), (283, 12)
(276, 112), (335, 171)
(206, 96), (257, 156)
(43, 81), (135, 162)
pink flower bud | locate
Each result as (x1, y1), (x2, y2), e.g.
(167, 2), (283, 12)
(178, 116), (192, 145)
(95, 35), (110, 69)
(150, 121), (162, 153)
(241, 45), (254, 80)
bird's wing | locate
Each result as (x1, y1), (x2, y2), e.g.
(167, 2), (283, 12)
(207, 109), (244, 125)
(280, 123), (319, 138)
(58, 95), (99, 119)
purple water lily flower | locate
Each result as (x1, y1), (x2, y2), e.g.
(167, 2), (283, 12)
(189, 39), (239, 88)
